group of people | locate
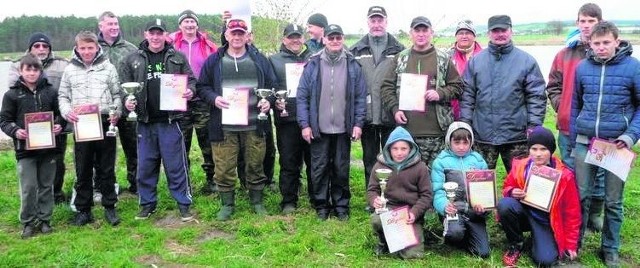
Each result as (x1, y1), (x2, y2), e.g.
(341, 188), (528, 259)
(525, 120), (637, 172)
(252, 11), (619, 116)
(1, 3), (638, 268)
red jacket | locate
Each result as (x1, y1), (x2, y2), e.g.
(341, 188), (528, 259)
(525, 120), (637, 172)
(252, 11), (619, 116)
(449, 41), (482, 120)
(501, 156), (581, 254)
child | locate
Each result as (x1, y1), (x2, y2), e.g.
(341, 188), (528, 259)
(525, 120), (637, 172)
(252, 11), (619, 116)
(0, 54), (65, 238)
(431, 121), (490, 258)
(498, 126), (581, 267)
(367, 126), (432, 259)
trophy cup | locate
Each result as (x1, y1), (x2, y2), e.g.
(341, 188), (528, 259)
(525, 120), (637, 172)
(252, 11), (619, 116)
(106, 104), (118, 137)
(254, 88), (274, 120)
(375, 168), (393, 214)
(121, 82), (142, 121)
(443, 181), (460, 222)
(274, 90), (289, 117)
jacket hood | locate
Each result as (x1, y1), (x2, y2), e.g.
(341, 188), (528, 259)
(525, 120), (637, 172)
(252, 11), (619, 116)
(587, 40), (633, 65)
(71, 45), (106, 66)
(444, 121), (475, 152)
(380, 126), (421, 171)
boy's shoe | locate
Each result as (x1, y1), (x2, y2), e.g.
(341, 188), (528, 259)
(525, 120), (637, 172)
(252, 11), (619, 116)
(135, 206), (156, 220)
(104, 208), (121, 226)
(502, 245), (523, 267)
(599, 250), (620, 268)
(21, 224), (35, 239)
(39, 221), (53, 234)
(178, 205), (194, 222)
(374, 243), (389, 256)
(71, 211), (94, 226)
(281, 204), (296, 215)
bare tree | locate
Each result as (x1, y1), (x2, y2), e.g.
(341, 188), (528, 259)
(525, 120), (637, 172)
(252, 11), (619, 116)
(547, 20), (565, 35)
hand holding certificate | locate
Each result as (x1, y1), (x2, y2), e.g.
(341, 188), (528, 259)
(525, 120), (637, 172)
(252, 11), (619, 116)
(24, 111), (55, 150)
(380, 206), (419, 253)
(160, 74), (188, 111)
(521, 165), (561, 212)
(73, 104), (103, 142)
(585, 138), (637, 182)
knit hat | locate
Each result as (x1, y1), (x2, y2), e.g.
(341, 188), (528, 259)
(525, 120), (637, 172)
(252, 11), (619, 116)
(455, 20), (476, 36)
(178, 9), (199, 25)
(527, 126), (556, 154)
(28, 32), (51, 51)
(307, 13), (328, 28)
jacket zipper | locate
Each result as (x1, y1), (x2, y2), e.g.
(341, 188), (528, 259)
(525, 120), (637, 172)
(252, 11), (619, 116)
(595, 64), (606, 138)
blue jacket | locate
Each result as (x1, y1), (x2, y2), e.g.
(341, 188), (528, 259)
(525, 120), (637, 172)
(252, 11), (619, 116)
(296, 50), (367, 138)
(197, 44), (278, 142)
(570, 40), (640, 149)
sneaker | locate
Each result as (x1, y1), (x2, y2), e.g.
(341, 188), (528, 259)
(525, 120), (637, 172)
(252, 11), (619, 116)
(71, 211), (94, 226)
(135, 206), (156, 220)
(21, 224), (35, 239)
(178, 205), (194, 222)
(502, 245), (523, 267)
(104, 208), (121, 226)
(282, 204), (296, 215)
(39, 221), (53, 234)
(599, 250), (620, 268)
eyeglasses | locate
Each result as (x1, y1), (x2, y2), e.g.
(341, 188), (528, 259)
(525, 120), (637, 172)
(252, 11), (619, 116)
(227, 19), (247, 30)
(326, 35), (343, 41)
(32, 43), (49, 49)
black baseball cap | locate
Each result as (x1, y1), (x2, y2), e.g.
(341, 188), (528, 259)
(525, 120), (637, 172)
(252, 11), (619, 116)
(146, 19), (167, 32)
(324, 24), (344, 36)
(283, 23), (303, 37)
(367, 6), (387, 18)
(488, 15), (512, 30)
(410, 16), (432, 29)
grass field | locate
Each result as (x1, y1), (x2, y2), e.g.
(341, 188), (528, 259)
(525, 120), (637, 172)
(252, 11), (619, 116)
(0, 108), (639, 267)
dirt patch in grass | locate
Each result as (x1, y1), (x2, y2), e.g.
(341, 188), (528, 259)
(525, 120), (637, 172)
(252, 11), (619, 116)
(154, 214), (198, 229)
(197, 228), (234, 242)
(135, 254), (167, 266)
(165, 239), (197, 256)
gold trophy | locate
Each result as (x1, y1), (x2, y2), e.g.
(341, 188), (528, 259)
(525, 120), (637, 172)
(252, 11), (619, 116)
(106, 104), (118, 137)
(121, 82), (142, 121)
(274, 90), (289, 117)
(254, 88), (274, 120)
(375, 168), (393, 214)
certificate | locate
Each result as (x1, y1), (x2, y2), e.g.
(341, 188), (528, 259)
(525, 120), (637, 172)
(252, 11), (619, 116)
(398, 73), (427, 112)
(222, 87), (249, 125)
(380, 206), (419, 253)
(24, 111), (55, 150)
(585, 138), (637, 182)
(285, 63), (305, 97)
(160, 74), (187, 111)
(73, 104), (103, 142)
(465, 170), (497, 209)
(521, 165), (561, 212)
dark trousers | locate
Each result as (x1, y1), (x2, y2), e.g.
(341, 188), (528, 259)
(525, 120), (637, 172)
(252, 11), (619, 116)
(474, 142), (528, 172)
(276, 122), (311, 207)
(137, 122), (192, 208)
(117, 119), (138, 191)
(72, 132), (118, 212)
(309, 133), (351, 213)
(442, 213), (491, 258)
(53, 134), (67, 197)
(497, 197), (558, 266)
(179, 100), (214, 180)
(360, 124), (392, 190)
(238, 116), (275, 184)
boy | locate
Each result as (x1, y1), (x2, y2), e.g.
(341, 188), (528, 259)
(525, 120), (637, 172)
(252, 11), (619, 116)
(498, 126), (581, 267)
(431, 121), (490, 258)
(0, 54), (64, 238)
(571, 21), (640, 267)
(367, 126), (432, 259)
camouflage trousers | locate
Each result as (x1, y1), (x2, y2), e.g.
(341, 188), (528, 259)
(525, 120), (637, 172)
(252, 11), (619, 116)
(414, 136), (446, 168)
(179, 99), (214, 179)
(212, 130), (266, 192)
(473, 142), (528, 172)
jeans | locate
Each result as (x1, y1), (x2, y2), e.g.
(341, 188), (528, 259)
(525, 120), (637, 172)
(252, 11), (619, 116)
(558, 133), (604, 198)
(574, 143), (625, 253)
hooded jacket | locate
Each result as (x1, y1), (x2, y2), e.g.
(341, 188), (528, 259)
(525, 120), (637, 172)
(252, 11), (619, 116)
(431, 121), (488, 215)
(448, 41), (483, 120)
(9, 53), (68, 93)
(366, 126), (433, 218)
(169, 31), (218, 78)
(269, 43), (313, 125)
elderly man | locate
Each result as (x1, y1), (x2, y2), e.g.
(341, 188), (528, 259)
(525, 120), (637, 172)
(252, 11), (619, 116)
(448, 20), (482, 120)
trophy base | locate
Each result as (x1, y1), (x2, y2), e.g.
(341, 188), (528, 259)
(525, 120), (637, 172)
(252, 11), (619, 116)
(257, 113), (268, 120)
(127, 113), (138, 122)
(106, 132), (117, 137)
(280, 111), (289, 117)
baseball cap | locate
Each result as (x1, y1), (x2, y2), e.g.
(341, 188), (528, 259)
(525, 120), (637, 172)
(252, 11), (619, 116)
(146, 19), (167, 32)
(410, 16), (432, 29)
(488, 15), (512, 30)
(324, 24), (344, 36)
(283, 23), (303, 37)
(227, 19), (248, 33)
(367, 6), (387, 18)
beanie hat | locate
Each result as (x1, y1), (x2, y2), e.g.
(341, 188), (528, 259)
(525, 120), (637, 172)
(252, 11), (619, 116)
(28, 32), (51, 51)
(178, 9), (199, 25)
(307, 13), (328, 28)
(455, 20), (476, 36)
(527, 126), (556, 154)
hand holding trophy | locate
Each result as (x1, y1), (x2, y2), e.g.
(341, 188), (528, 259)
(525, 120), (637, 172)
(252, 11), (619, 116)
(254, 88), (274, 120)
(106, 103), (118, 137)
(275, 90), (289, 117)
(375, 168), (393, 214)
(121, 82), (142, 121)
(443, 181), (460, 236)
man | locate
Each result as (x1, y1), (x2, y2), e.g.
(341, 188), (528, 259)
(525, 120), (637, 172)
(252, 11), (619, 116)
(170, 9), (218, 195)
(58, 31), (121, 226)
(269, 23), (313, 214)
(380, 16), (463, 168)
(546, 3), (605, 232)
(121, 19), (196, 222)
(297, 24), (366, 221)
(460, 15), (546, 172)
(197, 18), (276, 221)
(350, 6), (404, 213)
(8, 33), (69, 205)
(448, 20), (482, 120)
(97, 11), (138, 196)
(571, 21), (640, 268)
(305, 13), (328, 54)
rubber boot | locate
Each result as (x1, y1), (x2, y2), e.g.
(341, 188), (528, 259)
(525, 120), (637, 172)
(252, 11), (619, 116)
(249, 189), (268, 215)
(216, 191), (235, 221)
(588, 197), (604, 232)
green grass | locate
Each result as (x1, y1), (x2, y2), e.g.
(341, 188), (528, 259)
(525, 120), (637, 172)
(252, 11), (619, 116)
(0, 109), (639, 267)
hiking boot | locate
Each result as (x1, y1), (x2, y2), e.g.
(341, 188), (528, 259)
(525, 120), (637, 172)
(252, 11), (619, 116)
(135, 206), (156, 220)
(249, 189), (268, 216)
(502, 244), (523, 267)
(281, 203), (296, 215)
(39, 221), (53, 234)
(217, 191), (235, 221)
(104, 208), (121, 226)
(588, 198), (604, 233)
(71, 211), (94, 226)
(21, 224), (35, 239)
(178, 205), (194, 222)
(599, 250), (620, 268)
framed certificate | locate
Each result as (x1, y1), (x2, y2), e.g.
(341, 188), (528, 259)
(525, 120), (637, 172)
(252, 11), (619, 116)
(221, 87), (249, 126)
(521, 165), (561, 212)
(465, 170), (497, 209)
(585, 137), (637, 182)
(160, 74), (188, 111)
(24, 111), (55, 150)
(380, 206), (419, 253)
(73, 104), (103, 142)
(398, 73), (427, 112)
(285, 63), (305, 97)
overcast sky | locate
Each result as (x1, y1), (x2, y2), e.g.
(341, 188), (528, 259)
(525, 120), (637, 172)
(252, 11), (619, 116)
(1, 0), (638, 34)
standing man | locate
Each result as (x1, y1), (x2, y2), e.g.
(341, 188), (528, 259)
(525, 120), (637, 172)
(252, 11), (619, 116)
(97, 11), (138, 196)
(121, 19), (196, 222)
(350, 6), (405, 213)
(8, 33), (69, 204)
(297, 24), (367, 221)
(171, 9), (218, 195)
(380, 16), (463, 168)
(58, 31), (121, 226)
(269, 23), (313, 214)
(546, 3), (605, 232)
(448, 20), (482, 120)
(197, 18), (276, 221)
(305, 13), (328, 54)
(460, 15), (546, 172)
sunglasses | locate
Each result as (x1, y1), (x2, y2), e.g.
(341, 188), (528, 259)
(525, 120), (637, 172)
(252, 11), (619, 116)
(32, 43), (50, 49)
(326, 35), (343, 41)
(227, 19), (247, 30)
